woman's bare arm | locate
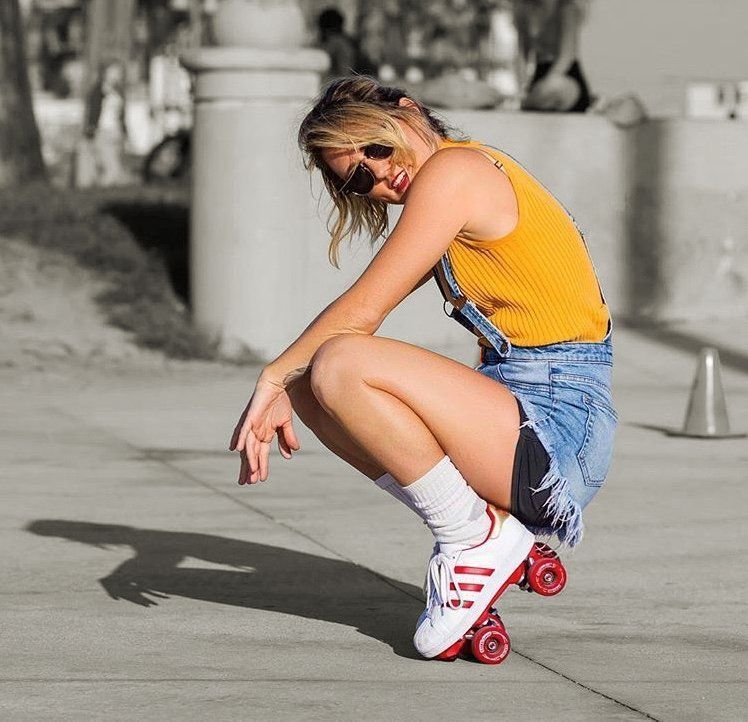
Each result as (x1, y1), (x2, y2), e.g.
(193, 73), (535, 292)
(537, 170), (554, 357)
(259, 149), (507, 389)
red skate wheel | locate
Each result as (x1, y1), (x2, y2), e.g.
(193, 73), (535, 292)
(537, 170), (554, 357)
(470, 625), (511, 665)
(527, 557), (567, 596)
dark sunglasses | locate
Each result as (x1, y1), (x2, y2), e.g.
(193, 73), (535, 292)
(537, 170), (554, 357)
(337, 143), (394, 196)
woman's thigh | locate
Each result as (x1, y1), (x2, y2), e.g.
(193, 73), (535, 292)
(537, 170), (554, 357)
(311, 335), (521, 508)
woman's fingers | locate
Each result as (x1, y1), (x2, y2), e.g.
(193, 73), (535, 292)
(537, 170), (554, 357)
(240, 431), (296, 484)
(249, 435), (261, 483)
(236, 414), (255, 453)
(238, 447), (249, 485)
(282, 421), (301, 452)
(278, 421), (300, 459)
(234, 396), (298, 484)
(277, 433), (291, 459)
(229, 404), (250, 451)
(232, 417), (250, 453)
(258, 441), (270, 481)
(237, 432), (261, 485)
(240, 421), (299, 482)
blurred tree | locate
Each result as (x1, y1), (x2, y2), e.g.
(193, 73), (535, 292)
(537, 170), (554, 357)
(0, 0), (47, 186)
(83, 0), (135, 88)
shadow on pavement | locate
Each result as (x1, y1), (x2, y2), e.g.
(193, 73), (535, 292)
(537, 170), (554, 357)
(26, 520), (424, 660)
(621, 321), (748, 375)
(627, 422), (677, 436)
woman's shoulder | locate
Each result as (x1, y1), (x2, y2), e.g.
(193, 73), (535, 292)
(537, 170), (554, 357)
(410, 144), (510, 202)
(421, 143), (512, 187)
(408, 141), (518, 238)
(438, 138), (506, 157)
(407, 146), (486, 202)
(426, 140), (505, 172)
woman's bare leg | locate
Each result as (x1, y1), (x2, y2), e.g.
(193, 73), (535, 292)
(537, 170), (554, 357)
(308, 335), (520, 510)
(287, 372), (384, 480)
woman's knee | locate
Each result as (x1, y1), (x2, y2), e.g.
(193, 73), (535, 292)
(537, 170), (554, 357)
(309, 334), (371, 405)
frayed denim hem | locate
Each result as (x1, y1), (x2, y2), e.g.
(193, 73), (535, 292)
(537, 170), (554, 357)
(519, 419), (584, 548)
(527, 467), (584, 547)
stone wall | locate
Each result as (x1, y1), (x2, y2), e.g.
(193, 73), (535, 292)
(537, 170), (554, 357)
(182, 47), (747, 362)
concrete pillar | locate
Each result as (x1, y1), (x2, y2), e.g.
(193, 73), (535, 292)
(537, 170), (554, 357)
(181, 22), (328, 360)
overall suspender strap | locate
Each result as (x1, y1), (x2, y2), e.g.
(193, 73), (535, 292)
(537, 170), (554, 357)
(431, 144), (513, 357)
(433, 254), (512, 357)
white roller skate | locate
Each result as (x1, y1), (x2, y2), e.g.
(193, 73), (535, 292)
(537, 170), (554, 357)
(414, 507), (536, 660)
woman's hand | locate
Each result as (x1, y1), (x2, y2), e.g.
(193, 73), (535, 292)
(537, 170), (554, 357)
(229, 377), (301, 485)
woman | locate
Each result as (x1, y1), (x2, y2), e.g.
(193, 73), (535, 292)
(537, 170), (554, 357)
(84, 59), (129, 186)
(230, 77), (616, 660)
(514, 0), (592, 112)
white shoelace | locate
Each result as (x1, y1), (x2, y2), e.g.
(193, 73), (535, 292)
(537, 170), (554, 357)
(424, 551), (463, 611)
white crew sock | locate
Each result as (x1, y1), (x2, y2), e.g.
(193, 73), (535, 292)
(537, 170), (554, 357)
(374, 472), (421, 515)
(398, 456), (490, 549)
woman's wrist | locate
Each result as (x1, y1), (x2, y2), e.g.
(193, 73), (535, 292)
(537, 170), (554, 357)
(258, 363), (310, 391)
(258, 366), (286, 390)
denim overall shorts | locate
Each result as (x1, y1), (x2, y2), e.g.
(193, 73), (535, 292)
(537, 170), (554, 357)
(434, 254), (617, 547)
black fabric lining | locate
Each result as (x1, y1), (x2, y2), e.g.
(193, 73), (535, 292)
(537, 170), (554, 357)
(510, 399), (553, 527)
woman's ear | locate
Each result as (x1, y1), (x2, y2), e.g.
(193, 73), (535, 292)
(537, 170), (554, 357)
(398, 97), (419, 109)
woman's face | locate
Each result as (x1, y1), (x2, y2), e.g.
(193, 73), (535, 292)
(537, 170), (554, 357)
(321, 117), (436, 205)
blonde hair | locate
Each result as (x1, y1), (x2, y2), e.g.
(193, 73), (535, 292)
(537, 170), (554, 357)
(298, 76), (454, 267)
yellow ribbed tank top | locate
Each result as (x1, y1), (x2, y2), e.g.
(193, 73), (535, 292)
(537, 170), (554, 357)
(443, 140), (610, 347)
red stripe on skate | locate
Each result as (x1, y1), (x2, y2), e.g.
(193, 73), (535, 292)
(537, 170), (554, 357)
(449, 599), (474, 608)
(449, 582), (484, 592)
(454, 566), (494, 576)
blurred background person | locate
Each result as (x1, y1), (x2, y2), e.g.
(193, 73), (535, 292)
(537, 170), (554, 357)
(84, 59), (130, 186)
(148, 19), (193, 141)
(514, 0), (592, 112)
(317, 6), (375, 82)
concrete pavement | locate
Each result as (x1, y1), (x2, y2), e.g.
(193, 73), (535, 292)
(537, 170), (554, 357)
(1, 323), (746, 721)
